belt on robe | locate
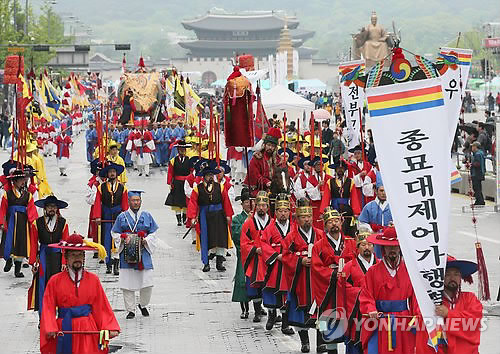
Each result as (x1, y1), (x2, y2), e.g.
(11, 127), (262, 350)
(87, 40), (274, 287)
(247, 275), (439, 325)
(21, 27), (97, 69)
(57, 304), (92, 354)
(3, 205), (27, 260)
(38, 244), (61, 316)
(199, 204), (223, 265)
(331, 198), (349, 210)
(367, 299), (409, 353)
(102, 205), (122, 264)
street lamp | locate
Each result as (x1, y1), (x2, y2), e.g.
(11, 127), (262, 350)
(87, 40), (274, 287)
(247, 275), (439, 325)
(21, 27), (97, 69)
(45, 0), (57, 40)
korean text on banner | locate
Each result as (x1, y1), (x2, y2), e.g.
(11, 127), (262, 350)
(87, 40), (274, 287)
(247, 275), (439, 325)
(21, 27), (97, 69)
(366, 78), (451, 347)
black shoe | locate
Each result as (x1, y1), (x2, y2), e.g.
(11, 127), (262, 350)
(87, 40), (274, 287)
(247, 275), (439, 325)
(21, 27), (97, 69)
(202, 263), (210, 272)
(106, 265), (112, 274)
(216, 255), (226, 272)
(281, 312), (295, 335)
(240, 312), (249, 319)
(113, 259), (119, 276)
(138, 304), (149, 317)
(208, 253), (216, 261)
(261, 309), (267, 316)
(253, 312), (262, 323)
(14, 261), (24, 278)
(191, 240), (196, 245)
(126, 312), (135, 319)
(253, 302), (263, 322)
(4, 258), (13, 272)
(176, 214), (182, 226)
(316, 344), (328, 353)
(99, 260), (105, 264)
(299, 330), (310, 353)
(265, 310), (277, 330)
(138, 173), (142, 177)
(327, 350), (338, 354)
(22, 263), (29, 268)
(145, 174), (149, 177)
(60, 172), (63, 176)
(226, 252), (231, 257)
(93, 253), (98, 259)
(63, 173), (67, 177)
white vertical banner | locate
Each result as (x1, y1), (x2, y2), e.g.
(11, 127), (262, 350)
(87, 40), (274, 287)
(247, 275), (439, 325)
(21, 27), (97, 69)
(438, 47), (473, 185)
(293, 49), (299, 77)
(338, 59), (366, 150)
(268, 54), (276, 87)
(366, 78), (450, 347)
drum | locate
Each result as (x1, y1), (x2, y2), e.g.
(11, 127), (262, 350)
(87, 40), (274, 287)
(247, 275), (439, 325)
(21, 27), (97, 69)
(124, 234), (142, 264)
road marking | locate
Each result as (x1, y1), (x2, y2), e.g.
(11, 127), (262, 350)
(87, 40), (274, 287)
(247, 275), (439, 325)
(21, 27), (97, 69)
(458, 231), (500, 244)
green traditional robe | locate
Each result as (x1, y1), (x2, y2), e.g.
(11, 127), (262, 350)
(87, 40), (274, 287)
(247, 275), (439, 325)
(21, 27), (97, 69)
(231, 210), (249, 303)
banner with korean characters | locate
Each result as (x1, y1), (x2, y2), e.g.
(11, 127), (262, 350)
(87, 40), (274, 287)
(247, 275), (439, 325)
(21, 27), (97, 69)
(339, 60), (366, 150)
(366, 78), (451, 348)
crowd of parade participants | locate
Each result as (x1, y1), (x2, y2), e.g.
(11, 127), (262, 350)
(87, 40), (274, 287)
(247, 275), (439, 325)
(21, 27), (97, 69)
(0, 97), (484, 353)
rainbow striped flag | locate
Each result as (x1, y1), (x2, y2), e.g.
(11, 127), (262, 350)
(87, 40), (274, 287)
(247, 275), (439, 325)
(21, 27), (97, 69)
(440, 48), (472, 66)
(450, 169), (462, 185)
(367, 84), (444, 117)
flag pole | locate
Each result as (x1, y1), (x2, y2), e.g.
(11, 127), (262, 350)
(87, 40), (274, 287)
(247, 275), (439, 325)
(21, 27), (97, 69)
(282, 112), (287, 167)
(310, 112), (315, 159)
(358, 107), (366, 162)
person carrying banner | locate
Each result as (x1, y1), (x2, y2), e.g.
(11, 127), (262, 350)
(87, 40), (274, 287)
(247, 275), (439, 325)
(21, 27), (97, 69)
(187, 160), (233, 272)
(28, 195), (70, 317)
(111, 190), (159, 319)
(281, 198), (324, 353)
(40, 233), (120, 353)
(415, 255), (482, 354)
(244, 128), (281, 197)
(260, 193), (295, 334)
(241, 191), (271, 323)
(165, 140), (192, 226)
(311, 207), (357, 353)
(359, 227), (418, 354)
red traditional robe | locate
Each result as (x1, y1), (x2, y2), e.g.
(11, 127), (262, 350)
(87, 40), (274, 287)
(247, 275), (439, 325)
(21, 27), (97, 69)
(260, 219), (293, 293)
(311, 234), (357, 314)
(306, 172), (332, 230)
(336, 255), (378, 349)
(320, 177), (361, 216)
(240, 215), (270, 288)
(415, 291), (482, 354)
(243, 153), (273, 197)
(359, 260), (418, 354)
(282, 225), (324, 309)
(40, 270), (120, 354)
(347, 159), (374, 208)
(55, 135), (72, 158)
(87, 176), (101, 242)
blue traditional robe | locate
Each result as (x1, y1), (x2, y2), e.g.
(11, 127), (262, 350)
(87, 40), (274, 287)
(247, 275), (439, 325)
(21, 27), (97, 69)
(358, 198), (393, 228)
(111, 209), (159, 290)
(152, 128), (164, 165)
(85, 128), (97, 162)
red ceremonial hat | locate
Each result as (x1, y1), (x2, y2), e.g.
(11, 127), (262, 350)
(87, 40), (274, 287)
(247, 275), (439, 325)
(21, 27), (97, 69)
(367, 227), (399, 246)
(264, 127), (282, 145)
(227, 66), (242, 81)
(65, 82), (71, 89)
(49, 233), (96, 251)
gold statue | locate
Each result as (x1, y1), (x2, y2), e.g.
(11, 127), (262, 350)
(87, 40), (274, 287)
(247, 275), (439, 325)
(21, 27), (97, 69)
(352, 11), (393, 68)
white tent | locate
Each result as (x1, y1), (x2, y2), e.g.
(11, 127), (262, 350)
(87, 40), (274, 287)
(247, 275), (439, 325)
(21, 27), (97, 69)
(259, 85), (315, 130)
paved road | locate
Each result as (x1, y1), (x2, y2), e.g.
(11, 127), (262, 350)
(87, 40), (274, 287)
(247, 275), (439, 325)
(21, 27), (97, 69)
(0, 132), (498, 353)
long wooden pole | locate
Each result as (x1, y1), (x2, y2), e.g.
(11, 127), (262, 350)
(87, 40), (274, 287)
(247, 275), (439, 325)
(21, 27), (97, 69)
(282, 112), (287, 167)
(296, 118), (300, 156)
(358, 107), (366, 162)
(310, 112), (315, 159)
